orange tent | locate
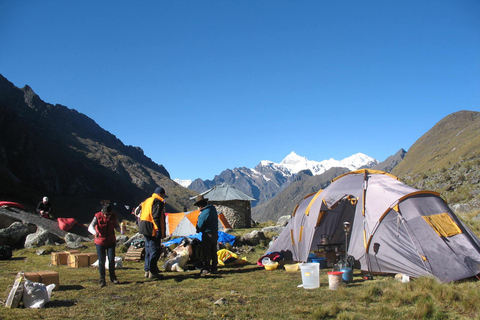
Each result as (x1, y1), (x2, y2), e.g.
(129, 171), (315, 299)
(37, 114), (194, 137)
(166, 210), (232, 237)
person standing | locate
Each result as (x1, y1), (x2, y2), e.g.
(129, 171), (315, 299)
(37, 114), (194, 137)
(88, 204), (120, 287)
(194, 195), (218, 275)
(139, 187), (166, 279)
(36, 196), (53, 219)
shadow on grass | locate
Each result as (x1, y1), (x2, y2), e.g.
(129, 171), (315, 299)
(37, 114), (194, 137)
(58, 285), (85, 291)
(46, 299), (77, 308)
(9, 257), (26, 261)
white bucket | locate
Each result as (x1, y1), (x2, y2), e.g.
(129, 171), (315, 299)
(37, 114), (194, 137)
(299, 263), (320, 289)
(327, 271), (344, 290)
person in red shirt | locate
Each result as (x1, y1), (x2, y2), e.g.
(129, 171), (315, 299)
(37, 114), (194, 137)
(88, 204), (121, 287)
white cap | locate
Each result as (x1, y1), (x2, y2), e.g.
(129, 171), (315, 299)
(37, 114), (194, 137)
(43, 197), (48, 202)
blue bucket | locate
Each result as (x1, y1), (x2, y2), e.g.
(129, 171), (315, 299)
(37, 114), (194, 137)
(340, 267), (353, 283)
(311, 258), (327, 269)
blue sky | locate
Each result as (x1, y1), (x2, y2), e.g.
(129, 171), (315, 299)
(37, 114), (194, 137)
(1, 1), (479, 181)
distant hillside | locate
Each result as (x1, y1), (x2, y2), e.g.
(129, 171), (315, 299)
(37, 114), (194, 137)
(0, 74), (196, 222)
(393, 110), (480, 205)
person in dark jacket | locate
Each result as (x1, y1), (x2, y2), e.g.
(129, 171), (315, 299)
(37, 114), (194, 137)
(88, 204), (121, 287)
(139, 187), (166, 279)
(36, 196), (53, 219)
(194, 195), (218, 275)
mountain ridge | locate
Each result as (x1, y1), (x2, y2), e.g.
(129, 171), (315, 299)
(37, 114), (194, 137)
(0, 74), (196, 222)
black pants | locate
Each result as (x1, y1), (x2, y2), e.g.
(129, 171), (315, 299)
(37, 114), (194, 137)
(201, 232), (218, 273)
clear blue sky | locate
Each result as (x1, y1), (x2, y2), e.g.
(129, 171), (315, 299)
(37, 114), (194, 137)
(1, 1), (479, 181)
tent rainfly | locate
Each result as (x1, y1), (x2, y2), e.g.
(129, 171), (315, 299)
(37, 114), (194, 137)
(166, 210), (232, 237)
(266, 169), (480, 283)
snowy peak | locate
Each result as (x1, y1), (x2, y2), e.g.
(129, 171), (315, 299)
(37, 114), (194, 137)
(174, 178), (192, 188)
(261, 152), (378, 176)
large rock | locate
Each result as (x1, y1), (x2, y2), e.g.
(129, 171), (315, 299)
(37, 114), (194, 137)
(24, 227), (62, 248)
(262, 226), (285, 235)
(276, 215), (291, 226)
(0, 222), (31, 246)
(240, 230), (266, 246)
(116, 235), (129, 246)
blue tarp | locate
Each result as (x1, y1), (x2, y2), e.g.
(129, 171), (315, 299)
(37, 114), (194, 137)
(163, 231), (237, 248)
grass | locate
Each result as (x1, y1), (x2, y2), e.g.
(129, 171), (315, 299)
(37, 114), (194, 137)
(2, 223), (480, 319)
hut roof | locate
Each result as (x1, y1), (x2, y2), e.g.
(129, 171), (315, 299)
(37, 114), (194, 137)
(194, 183), (256, 202)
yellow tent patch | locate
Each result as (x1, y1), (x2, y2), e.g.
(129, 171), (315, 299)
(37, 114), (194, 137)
(423, 213), (462, 238)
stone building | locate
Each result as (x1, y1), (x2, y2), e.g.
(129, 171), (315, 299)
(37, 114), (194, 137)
(194, 183), (256, 229)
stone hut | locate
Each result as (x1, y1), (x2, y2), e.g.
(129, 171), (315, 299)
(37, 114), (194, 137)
(195, 183), (256, 229)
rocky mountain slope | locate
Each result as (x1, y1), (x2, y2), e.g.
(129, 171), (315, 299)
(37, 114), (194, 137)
(0, 74), (196, 222)
(392, 110), (480, 205)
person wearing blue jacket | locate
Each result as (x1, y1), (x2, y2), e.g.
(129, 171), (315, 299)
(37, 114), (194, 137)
(195, 195), (218, 275)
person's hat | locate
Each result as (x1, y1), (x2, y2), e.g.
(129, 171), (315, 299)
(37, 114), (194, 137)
(43, 196), (48, 202)
(194, 195), (208, 206)
(154, 187), (167, 196)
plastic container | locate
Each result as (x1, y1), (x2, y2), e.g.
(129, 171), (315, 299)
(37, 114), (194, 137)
(311, 258), (327, 269)
(264, 262), (278, 271)
(299, 263), (320, 289)
(340, 267), (353, 283)
(284, 263), (299, 272)
(327, 271), (344, 290)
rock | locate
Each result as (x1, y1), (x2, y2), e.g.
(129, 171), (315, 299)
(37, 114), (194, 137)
(116, 235), (129, 246)
(0, 222), (31, 246)
(124, 233), (145, 247)
(262, 226), (285, 234)
(24, 227), (61, 248)
(214, 298), (227, 306)
(276, 215), (291, 226)
(240, 230), (266, 246)
(65, 232), (85, 248)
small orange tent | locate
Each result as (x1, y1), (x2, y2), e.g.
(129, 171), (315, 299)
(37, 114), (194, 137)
(166, 210), (232, 237)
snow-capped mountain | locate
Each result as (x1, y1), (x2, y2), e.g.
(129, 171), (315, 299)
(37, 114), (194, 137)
(184, 152), (379, 206)
(275, 151), (378, 176)
(174, 179), (192, 188)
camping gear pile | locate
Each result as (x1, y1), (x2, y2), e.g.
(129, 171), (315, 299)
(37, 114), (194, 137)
(5, 272), (55, 309)
(266, 169), (480, 283)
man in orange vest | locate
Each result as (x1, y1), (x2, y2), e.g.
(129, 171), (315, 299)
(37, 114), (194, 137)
(139, 187), (166, 279)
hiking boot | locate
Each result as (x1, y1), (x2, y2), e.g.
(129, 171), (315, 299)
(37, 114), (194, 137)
(99, 278), (106, 288)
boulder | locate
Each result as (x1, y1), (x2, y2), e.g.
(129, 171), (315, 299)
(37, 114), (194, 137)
(65, 232), (88, 249)
(24, 227), (62, 248)
(124, 233), (145, 247)
(276, 215), (291, 227)
(0, 222), (31, 246)
(240, 230), (266, 246)
(116, 235), (129, 246)
(262, 226), (285, 235)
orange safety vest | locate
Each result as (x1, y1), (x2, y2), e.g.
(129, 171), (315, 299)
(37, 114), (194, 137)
(140, 193), (165, 237)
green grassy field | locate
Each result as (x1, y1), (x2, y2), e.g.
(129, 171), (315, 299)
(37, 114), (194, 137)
(1, 219), (480, 320)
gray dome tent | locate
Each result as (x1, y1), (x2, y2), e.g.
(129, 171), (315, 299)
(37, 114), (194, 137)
(266, 169), (480, 282)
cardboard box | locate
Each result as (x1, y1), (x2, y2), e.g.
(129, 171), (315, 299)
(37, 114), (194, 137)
(38, 271), (59, 290)
(85, 252), (98, 265)
(23, 271), (59, 290)
(23, 272), (41, 283)
(68, 253), (89, 268)
(51, 251), (69, 265)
